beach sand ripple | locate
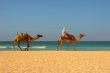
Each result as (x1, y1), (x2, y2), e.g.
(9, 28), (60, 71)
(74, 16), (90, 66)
(0, 51), (110, 73)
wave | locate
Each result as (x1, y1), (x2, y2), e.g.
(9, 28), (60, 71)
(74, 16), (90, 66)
(12, 46), (47, 49)
(0, 45), (47, 51)
(0, 46), (7, 49)
(31, 46), (47, 49)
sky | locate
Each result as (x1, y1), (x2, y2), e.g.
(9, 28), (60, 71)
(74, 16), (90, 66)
(0, 0), (110, 41)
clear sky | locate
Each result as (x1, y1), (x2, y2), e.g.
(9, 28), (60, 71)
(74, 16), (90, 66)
(0, 0), (110, 41)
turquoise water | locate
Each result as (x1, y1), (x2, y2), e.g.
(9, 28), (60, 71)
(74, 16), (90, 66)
(0, 41), (110, 51)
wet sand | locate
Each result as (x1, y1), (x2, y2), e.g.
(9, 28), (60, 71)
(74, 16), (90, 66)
(0, 51), (110, 73)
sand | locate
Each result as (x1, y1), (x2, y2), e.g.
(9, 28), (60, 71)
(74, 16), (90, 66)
(0, 51), (110, 73)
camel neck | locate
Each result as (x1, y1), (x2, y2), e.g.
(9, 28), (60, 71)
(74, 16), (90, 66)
(75, 35), (82, 41)
(31, 36), (39, 41)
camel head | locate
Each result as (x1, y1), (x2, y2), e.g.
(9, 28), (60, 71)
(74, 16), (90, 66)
(36, 34), (43, 38)
(30, 34), (43, 41)
(80, 33), (85, 38)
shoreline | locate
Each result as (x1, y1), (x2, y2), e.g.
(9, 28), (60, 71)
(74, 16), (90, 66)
(0, 51), (110, 73)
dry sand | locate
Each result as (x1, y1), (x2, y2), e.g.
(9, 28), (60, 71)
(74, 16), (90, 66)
(0, 51), (110, 73)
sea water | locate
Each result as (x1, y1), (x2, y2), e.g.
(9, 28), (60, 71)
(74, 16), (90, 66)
(0, 41), (110, 51)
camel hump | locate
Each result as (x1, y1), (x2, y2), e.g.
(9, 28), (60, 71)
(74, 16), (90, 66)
(20, 33), (29, 36)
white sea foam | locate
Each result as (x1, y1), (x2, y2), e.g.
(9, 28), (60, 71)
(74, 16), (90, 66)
(11, 46), (27, 48)
(0, 46), (7, 48)
(11, 46), (47, 49)
(11, 46), (14, 48)
(32, 46), (47, 49)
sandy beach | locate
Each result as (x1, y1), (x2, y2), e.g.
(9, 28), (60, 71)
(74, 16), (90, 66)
(0, 51), (110, 73)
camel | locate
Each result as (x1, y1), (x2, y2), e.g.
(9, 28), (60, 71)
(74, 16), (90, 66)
(57, 27), (85, 50)
(13, 32), (43, 51)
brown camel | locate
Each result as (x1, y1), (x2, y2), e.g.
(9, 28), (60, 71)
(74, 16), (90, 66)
(57, 27), (85, 50)
(13, 32), (43, 51)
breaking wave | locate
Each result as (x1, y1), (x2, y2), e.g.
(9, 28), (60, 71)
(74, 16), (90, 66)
(31, 46), (47, 49)
(0, 46), (7, 49)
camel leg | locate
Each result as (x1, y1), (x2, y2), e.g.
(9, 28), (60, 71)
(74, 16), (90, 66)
(25, 43), (30, 51)
(27, 43), (30, 51)
(57, 41), (60, 50)
(18, 43), (22, 51)
(57, 40), (63, 51)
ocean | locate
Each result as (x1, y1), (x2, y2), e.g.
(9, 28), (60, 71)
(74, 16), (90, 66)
(0, 41), (110, 51)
